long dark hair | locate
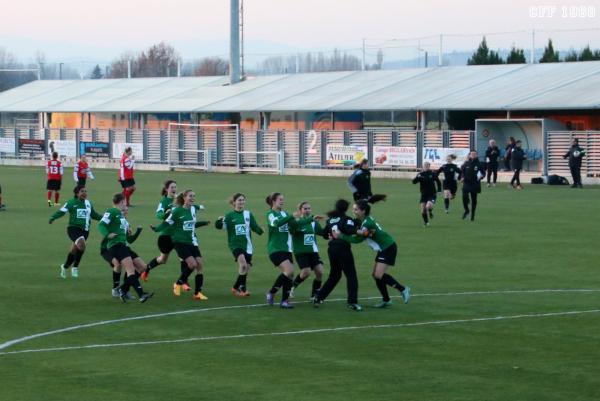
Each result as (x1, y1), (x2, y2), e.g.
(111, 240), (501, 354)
(326, 199), (350, 218)
(355, 194), (387, 216)
(176, 189), (193, 206)
(161, 180), (176, 196)
(73, 185), (85, 198)
(265, 192), (282, 207)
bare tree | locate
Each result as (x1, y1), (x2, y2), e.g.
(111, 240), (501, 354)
(193, 57), (228, 76)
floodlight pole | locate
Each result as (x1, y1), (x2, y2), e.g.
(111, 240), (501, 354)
(530, 29), (535, 64)
(361, 39), (366, 71)
(438, 34), (443, 66)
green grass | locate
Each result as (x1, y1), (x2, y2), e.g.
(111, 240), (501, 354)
(0, 166), (599, 401)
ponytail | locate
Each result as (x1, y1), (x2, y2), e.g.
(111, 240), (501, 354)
(265, 192), (281, 207)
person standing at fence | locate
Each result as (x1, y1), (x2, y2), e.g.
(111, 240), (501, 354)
(510, 140), (526, 190)
(563, 138), (586, 188)
(461, 150), (486, 221)
(412, 162), (442, 226)
(485, 139), (500, 187)
(504, 137), (516, 171)
(348, 158), (372, 201)
(215, 193), (264, 297)
(46, 151), (63, 207)
(437, 155), (461, 214)
(73, 154), (95, 187)
(119, 147), (136, 207)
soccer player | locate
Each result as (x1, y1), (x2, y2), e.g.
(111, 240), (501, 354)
(313, 199), (362, 311)
(340, 197), (410, 308)
(265, 192), (315, 309)
(348, 158), (372, 201)
(437, 155), (461, 213)
(510, 140), (526, 190)
(99, 193), (153, 303)
(152, 190), (210, 301)
(461, 150), (486, 221)
(412, 162), (442, 226)
(73, 154), (95, 186)
(289, 201), (325, 300)
(215, 193), (264, 297)
(46, 151), (63, 207)
(119, 147), (136, 206)
(0, 183), (5, 211)
(485, 140), (500, 187)
(49, 185), (102, 278)
(563, 138), (586, 188)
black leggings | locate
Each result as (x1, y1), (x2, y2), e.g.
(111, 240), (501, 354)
(318, 244), (358, 304)
(570, 165), (582, 186)
(462, 189), (478, 220)
(487, 163), (498, 184)
(510, 169), (521, 186)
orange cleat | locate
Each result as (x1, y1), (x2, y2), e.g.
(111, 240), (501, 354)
(238, 290), (251, 297)
(193, 292), (208, 301)
(181, 283), (192, 292)
(141, 270), (149, 282)
(173, 283), (181, 296)
(231, 287), (240, 296)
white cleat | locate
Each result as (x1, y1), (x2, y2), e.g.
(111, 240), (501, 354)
(60, 264), (67, 279)
(71, 267), (79, 278)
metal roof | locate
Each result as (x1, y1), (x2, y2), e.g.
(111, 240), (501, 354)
(1, 61), (599, 113)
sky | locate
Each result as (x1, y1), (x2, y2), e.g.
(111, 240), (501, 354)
(1, 0), (599, 65)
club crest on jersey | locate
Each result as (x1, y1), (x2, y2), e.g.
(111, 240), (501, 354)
(278, 224), (289, 233)
(76, 209), (87, 219)
(303, 234), (315, 246)
(235, 224), (247, 235)
(183, 220), (195, 231)
(119, 218), (128, 231)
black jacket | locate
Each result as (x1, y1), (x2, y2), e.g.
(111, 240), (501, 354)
(563, 145), (585, 167)
(323, 213), (358, 250)
(461, 158), (486, 193)
(348, 168), (372, 197)
(412, 170), (442, 196)
(485, 146), (500, 165)
(510, 147), (526, 170)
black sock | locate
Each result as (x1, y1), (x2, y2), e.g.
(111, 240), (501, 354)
(180, 261), (188, 281)
(63, 252), (75, 268)
(382, 273), (405, 292)
(281, 275), (293, 302)
(177, 265), (193, 285)
(239, 274), (247, 292)
(120, 275), (132, 294)
(375, 278), (390, 302)
(195, 274), (204, 294)
(444, 198), (450, 210)
(129, 275), (144, 297)
(147, 258), (159, 271)
(134, 270), (141, 278)
(311, 279), (322, 297)
(73, 249), (84, 267)
(292, 274), (306, 288)
(428, 209), (433, 218)
(269, 273), (286, 294)
(112, 271), (121, 289)
(233, 275), (242, 290)
(421, 212), (428, 224)
(471, 196), (477, 221)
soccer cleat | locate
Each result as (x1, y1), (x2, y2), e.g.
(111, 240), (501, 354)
(125, 292), (136, 300)
(486, 183), (491, 188)
(141, 270), (149, 282)
(111, 288), (120, 298)
(265, 292), (275, 306)
(71, 267), (79, 278)
(312, 297), (324, 308)
(374, 300), (393, 308)
(60, 264), (67, 279)
(280, 300), (294, 309)
(238, 290), (251, 297)
(231, 287), (240, 297)
(288, 287), (295, 299)
(48, 200), (53, 207)
(139, 292), (154, 303)
(119, 289), (128, 303)
(401, 286), (411, 304)
(423, 223), (429, 227)
(444, 209), (449, 214)
(428, 210), (434, 219)
(181, 283), (192, 292)
(193, 292), (208, 301)
(462, 211), (469, 220)
(516, 185), (523, 190)
(347, 303), (363, 311)
(173, 283), (181, 296)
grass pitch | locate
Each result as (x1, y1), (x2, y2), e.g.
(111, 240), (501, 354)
(0, 166), (599, 401)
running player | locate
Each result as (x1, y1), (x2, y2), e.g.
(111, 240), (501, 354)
(412, 162), (442, 226)
(437, 155), (461, 213)
(99, 193), (153, 303)
(73, 154), (94, 186)
(289, 201), (325, 300)
(348, 158), (372, 201)
(215, 193), (264, 297)
(152, 190), (210, 300)
(46, 151), (63, 207)
(119, 147), (135, 206)
(461, 150), (486, 221)
(49, 185), (102, 278)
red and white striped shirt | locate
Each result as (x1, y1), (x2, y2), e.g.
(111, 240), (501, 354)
(74, 160), (94, 181)
(119, 154), (135, 181)
(46, 160), (63, 181)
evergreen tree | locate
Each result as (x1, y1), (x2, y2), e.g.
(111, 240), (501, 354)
(564, 50), (578, 62)
(578, 45), (594, 61)
(506, 46), (526, 64)
(468, 37), (503, 65)
(539, 39), (560, 63)
(90, 64), (103, 79)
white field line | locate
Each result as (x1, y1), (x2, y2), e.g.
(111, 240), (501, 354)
(1, 309), (599, 356)
(0, 288), (598, 353)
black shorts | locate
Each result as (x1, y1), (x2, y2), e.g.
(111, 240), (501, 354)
(101, 249), (114, 267)
(129, 249), (139, 260)
(120, 179), (135, 188)
(77, 178), (87, 187)
(232, 248), (253, 265)
(67, 226), (89, 242)
(375, 243), (397, 266)
(110, 243), (133, 263)
(443, 180), (457, 195)
(420, 193), (437, 204)
(47, 179), (61, 191)
(157, 235), (174, 254)
(269, 251), (293, 267)
(174, 243), (201, 260)
(295, 252), (323, 269)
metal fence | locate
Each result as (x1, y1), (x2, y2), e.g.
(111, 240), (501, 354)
(547, 131), (600, 177)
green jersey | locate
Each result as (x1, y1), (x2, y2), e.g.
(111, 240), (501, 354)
(100, 226), (142, 252)
(215, 209), (263, 254)
(341, 215), (395, 251)
(290, 220), (324, 255)
(155, 196), (176, 236)
(49, 198), (102, 231)
(154, 205), (209, 246)
(266, 210), (313, 255)
(98, 207), (128, 249)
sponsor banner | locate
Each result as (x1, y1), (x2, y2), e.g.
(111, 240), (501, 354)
(326, 145), (367, 166)
(0, 137), (16, 153)
(47, 140), (76, 158)
(112, 142), (144, 161)
(18, 139), (46, 154)
(373, 146), (417, 167)
(422, 147), (470, 168)
(80, 141), (110, 158)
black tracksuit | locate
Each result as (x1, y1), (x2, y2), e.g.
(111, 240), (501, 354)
(412, 170), (442, 203)
(461, 158), (486, 221)
(315, 213), (359, 305)
(563, 145), (586, 187)
(348, 168), (372, 201)
(504, 142), (515, 171)
(485, 146), (500, 184)
(510, 147), (526, 186)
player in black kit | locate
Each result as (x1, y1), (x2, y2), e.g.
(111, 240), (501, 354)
(437, 155), (461, 214)
(413, 162), (442, 226)
(461, 150), (486, 221)
(485, 139), (500, 187)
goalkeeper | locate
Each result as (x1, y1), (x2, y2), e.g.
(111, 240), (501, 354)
(563, 138), (586, 188)
(460, 150), (486, 221)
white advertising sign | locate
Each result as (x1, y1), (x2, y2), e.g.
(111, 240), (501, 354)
(0, 137), (15, 153)
(373, 146), (417, 167)
(422, 147), (470, 169)
(47, 140), (77, 158)
(112, 143), (144, 161)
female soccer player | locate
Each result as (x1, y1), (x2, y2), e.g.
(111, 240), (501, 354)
(289, 201), (325, 300)
(265, 192), (315, 309)
(119, 147), (136, 206)
(49, 185), (102, 278)
(73, 154), (95, 186)
(412, 162), (442, 226)
(340, 197), (410, 308)
(461, 150), (486, 221)
(46, 151), (63, 207)
(437, 155), (461, 213)
(152, 190), (210, 300)
(312, 199), (362, 311)
(215, 193), (264, 297)
(99, 193), (153, 303)
(348, 158), (372, 201)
